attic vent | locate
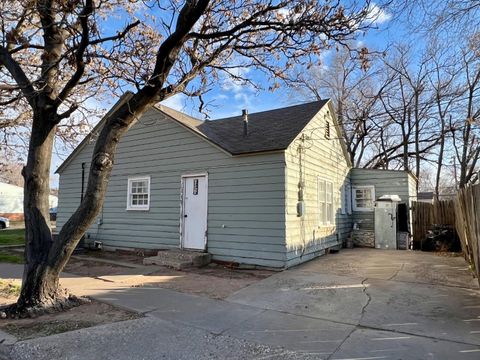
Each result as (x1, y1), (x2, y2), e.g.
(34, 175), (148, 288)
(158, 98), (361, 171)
(325, 120), (331, 139)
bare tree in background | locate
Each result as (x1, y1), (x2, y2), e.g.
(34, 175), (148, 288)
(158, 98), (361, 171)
(0, 161), (24, 187)
(390, 0), (480, 36)
(426, 40), (461, 197)
(375, 46), (441, 188)
(291, 46), (385, 166)
(0, 0), (377, 315)
(452, 36), (480, 188)
(292, 1), (480, 191)
(293, 44), (442, 178)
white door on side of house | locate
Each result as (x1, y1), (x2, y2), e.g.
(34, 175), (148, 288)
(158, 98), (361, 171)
(181, 174), (208, 250)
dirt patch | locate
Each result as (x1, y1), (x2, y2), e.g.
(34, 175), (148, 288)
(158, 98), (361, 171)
(0, 300), (141, 341)
(64, 252), (273, 300)
(77, 249), (146, 265)
(64, 258), (132, 277)
(133, 264), (274, 299)
(0, 280), (20, 305)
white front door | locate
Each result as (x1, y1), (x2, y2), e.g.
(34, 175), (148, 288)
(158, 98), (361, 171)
(181, 174), (208, 250)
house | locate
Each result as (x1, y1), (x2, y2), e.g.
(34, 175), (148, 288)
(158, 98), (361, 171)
(0, 181), (58, 221)
(417, 191), (456, 203)
(56, 97), (417, 268)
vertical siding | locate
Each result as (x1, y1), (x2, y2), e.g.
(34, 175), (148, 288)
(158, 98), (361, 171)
(285, 103), (352, 267)
(57, 108), (286, 268)
(350, 169), (414, 231)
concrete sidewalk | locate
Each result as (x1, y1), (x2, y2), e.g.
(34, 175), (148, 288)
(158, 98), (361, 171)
(8, 317), (315, 360)
(1, 249), (480, 359)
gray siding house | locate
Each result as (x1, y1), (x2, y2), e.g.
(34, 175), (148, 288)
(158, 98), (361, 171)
(57, 98), (417, 268)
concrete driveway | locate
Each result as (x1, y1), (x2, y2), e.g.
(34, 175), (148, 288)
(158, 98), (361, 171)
(225, 249), (480, 359)
(3, 249), (480, 359)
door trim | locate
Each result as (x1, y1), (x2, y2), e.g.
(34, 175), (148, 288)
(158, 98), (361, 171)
(180, 172), (208, 251)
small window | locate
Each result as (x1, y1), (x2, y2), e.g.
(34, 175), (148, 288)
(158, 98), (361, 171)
(352, 186), (375, 211)
(318, 178), (334, 225)
(127, 176), (150, 210)
(325, 120), (330, 139)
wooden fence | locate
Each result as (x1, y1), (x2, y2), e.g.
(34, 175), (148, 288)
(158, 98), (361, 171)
(412, 200), (456, 249)
(412, 184), (480, 284)
(454, 184), (480, 282)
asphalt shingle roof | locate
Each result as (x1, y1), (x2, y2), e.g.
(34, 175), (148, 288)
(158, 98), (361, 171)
(157, 100), (329, 155)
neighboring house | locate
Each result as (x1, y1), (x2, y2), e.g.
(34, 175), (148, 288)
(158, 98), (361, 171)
(417, 191), (456, 203)
(0, 181), (58, 221)
(56, 97), (417, 268)
(417, 191), (434, 204)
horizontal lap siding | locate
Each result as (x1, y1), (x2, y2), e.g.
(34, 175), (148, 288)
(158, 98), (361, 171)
(285, 105), (351, 267)
(56, 140), (98, 233)
(350, 169), (413, 230)
(57, 108), (286, 268)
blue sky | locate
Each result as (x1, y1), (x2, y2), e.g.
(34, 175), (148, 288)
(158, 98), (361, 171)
(51, 2), (397, 187)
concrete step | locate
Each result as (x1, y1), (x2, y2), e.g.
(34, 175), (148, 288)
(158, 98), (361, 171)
(143, 249), (211, 270)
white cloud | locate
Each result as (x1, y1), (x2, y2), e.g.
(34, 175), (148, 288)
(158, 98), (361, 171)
(216, 65), (257, 116)
(220, 66), (252, 93)
(367, 3), (392, 25)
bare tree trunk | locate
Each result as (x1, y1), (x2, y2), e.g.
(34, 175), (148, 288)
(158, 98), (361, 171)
(9, 0), (209, 314)
(434, 134), (445, 198)
(414, 93), (421, 192)
(13, 92), (155, 313)
(402, 108), (410, 171)
(16, 111), (60, 310)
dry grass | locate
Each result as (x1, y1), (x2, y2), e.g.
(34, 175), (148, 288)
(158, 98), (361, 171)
(0, 279), (21, 298)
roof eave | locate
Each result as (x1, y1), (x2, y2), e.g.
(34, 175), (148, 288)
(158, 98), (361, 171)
(327, 101), (353, 168)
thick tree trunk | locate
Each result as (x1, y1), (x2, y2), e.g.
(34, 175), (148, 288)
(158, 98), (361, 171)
(16, 111), (61, 311)
(2, 0), (208, 316)
(10, 92), (152, 315)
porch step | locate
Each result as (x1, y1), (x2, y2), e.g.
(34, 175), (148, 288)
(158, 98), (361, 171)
(143, 249), (211, 270)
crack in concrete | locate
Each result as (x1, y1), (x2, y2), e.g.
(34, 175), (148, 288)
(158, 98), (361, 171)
(360, 278), (371, 320)
(387, 263), (405, 281)
(326, 327), (356, 360)
(92, 276), (115, 283)
(226, 299), (480, 347)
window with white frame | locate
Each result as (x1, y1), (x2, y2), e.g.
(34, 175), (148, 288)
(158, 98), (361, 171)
(352, 186), (375, 211)
(318, 178), (334, 225)
(127, 176), (150, 210)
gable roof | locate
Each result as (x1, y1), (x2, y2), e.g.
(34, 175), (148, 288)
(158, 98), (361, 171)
(156, 100), (329, 155)
(57, 97), (351, 173)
